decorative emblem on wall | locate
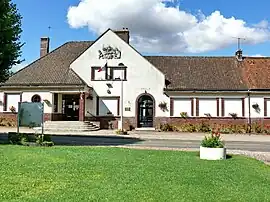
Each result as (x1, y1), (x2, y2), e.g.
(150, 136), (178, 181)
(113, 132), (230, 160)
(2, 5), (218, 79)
(98, 45), (121, 59)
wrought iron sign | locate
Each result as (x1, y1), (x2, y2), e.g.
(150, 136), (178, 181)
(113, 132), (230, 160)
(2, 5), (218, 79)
(98, 45), (121, 59)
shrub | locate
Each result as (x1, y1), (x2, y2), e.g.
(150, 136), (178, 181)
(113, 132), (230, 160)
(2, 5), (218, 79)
(251, 122), (263, 133)
(229, 113), (238, 119)
(8, 132), (30, 145)
(197, 122), (211, 133)
(180, 112), (188, 118)
(40, 141), (54, 147)
(159, 123), (177, 132)
(115, 129), (128, 135)
(35, 134), (52, 144)
(0, 116), (16, 127)
(180, 123), (197, 132)
(201, 129), (224, 148)
(8, 132), (53, 146)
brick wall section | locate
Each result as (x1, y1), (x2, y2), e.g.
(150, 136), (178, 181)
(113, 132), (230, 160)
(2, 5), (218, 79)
(1, 112), (270, 130)
(0, 113), (52, 126)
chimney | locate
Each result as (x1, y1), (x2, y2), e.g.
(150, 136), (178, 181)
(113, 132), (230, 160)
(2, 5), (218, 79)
(235, 49), (243, 61)
(114, 28), (130, 44)
(40, 37), (50, 57)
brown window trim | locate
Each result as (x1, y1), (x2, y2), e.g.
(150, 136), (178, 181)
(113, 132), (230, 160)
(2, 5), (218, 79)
(3, 93), (21, 112)
(190, 98), (194, 116)
(221, 98), (225, 117)
(170, 98), (174, 116)
(216, 98), (219, 117)
(264, 98), (270, 117)
(195, 98), (199, 116)
(241, 98), (245, 117)
(91, 66), (127, 81)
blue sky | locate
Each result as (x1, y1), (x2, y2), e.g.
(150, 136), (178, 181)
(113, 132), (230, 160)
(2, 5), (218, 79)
(12, 0), (270, 71)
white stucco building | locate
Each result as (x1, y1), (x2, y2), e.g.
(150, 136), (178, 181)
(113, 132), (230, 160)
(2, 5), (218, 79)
(1, 28), (270, 130)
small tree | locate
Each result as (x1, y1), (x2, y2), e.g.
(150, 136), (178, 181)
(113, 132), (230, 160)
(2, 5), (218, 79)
(0, 0), (24, 82)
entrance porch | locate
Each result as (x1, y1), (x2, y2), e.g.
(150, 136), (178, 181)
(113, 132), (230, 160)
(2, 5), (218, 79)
(51, 91), (86, 122)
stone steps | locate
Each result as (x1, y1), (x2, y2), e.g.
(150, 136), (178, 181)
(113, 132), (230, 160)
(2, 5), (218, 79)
(34, 121), (100, 132)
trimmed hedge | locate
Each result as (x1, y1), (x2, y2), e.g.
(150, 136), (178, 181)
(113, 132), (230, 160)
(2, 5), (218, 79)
(8, 132), (54, 146)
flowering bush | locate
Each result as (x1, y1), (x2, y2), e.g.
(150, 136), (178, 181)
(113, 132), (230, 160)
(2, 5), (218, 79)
(180, 112), (188, 118)
(201, 129), (224, 148)
(9, 106), (16, 113)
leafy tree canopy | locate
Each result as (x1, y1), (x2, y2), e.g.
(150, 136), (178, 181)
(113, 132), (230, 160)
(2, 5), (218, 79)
(0, 0), (23, 82)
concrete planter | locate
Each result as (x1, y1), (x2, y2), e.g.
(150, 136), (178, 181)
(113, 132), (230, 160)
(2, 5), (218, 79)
(200, 146), (226, 160)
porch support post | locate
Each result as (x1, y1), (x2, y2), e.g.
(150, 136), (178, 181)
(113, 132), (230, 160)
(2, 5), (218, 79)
(79, 92), (85, 121)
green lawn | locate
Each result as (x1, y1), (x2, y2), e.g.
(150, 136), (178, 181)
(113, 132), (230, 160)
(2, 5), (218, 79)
(0, 146), (269, 202)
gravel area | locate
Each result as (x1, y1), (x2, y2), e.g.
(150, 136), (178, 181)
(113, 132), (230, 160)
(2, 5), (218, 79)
(111, 146), (270, 165)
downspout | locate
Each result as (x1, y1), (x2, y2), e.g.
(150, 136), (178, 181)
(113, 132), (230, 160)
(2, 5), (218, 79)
(248, 89), (251, 133)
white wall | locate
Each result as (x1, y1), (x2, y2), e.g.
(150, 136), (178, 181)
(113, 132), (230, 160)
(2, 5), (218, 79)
(224, 98), (243, 117)
(199, 98), (217, 117)
(99, 98), (118, 116)
(173, 98), (192, 117)
(266, 100), (270, 117)
(70, 30), (169, 118)
(242, 96), (264, 118)
(22, 92), (53, 113)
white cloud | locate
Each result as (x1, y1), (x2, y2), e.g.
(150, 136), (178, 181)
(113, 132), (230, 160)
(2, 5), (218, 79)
(67, 0), (270, 53)
(250, 54), (266, 57)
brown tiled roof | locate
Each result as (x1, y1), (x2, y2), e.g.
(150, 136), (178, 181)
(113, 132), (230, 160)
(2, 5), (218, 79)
(145, 56), (248, 90)
(2, 41), (93, 86)
(2, 39), (270, 91)
(239, 57), (270, 89)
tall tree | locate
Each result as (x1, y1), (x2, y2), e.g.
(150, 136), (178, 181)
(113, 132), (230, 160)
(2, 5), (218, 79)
(0, 0), (23, 82)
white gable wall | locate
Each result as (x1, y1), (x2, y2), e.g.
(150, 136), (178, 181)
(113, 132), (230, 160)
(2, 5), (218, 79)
(71, 30), (169, 117)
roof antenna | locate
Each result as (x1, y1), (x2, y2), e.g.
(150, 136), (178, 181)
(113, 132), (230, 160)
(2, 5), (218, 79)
(233, 37), (246, 61)
(232, 36), (246, 50)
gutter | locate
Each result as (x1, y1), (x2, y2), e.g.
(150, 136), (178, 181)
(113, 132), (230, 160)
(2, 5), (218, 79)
(0, 85), (91, 90)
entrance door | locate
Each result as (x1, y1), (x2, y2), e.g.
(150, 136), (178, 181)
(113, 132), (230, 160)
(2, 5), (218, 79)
(62, 94), (80, 121)
(137, 95), (154, 128)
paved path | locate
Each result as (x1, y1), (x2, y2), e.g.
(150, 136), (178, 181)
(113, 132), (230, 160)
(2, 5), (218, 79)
(1, 127), (270, 142)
